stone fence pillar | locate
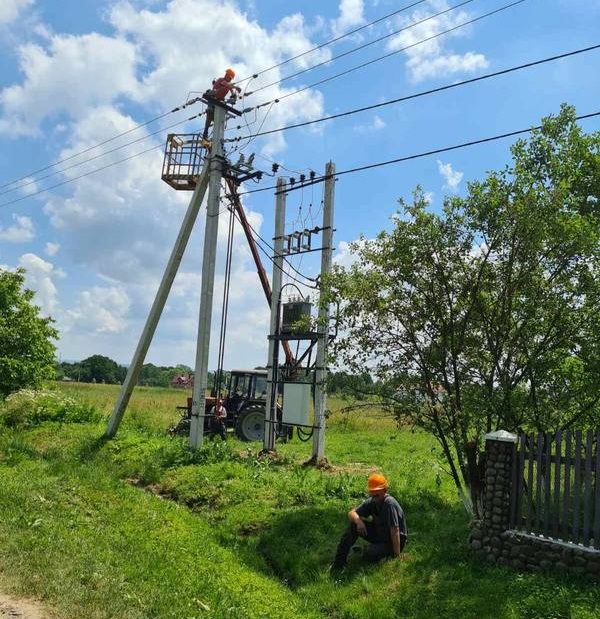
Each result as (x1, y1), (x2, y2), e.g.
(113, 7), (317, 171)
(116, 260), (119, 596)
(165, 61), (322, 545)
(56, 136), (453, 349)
(470, 430), (517, 563)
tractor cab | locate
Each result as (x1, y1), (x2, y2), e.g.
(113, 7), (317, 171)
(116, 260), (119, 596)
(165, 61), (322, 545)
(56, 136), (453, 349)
(224, 369), (268, 414)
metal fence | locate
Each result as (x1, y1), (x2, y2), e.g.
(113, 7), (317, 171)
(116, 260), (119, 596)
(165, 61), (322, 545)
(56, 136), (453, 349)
(510, 430), (600, 548)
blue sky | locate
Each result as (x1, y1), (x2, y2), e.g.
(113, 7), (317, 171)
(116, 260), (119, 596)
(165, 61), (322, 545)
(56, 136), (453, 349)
(1, 0), (599, 369)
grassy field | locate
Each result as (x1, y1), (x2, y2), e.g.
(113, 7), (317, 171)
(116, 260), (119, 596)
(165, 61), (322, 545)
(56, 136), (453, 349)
(0, 383), (599, 619)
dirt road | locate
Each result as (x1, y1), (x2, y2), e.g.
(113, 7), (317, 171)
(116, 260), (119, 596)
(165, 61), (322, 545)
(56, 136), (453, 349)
(0, 594), (49, 619)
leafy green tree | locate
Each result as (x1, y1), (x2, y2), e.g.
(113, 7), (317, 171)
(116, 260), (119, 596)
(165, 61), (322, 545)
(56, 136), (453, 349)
(79, 355), (126, 384)
(327, 106), (600, 514)
(0, 268), (58, 398)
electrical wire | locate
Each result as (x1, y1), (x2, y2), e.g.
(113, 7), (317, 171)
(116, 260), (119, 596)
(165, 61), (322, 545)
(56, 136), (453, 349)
(248, 0), (478, 96)
(236, 111), (600, 197)
(6, 41), (594, 208)
(0, 143), (162, 209)
(0, 98), (204, 192)
(240, 0), (528, 114)
(231, 208), (318, 288)
(0, 111), (206, 198)
(234, 0), (430, 85)
(227, 43), (600, 143)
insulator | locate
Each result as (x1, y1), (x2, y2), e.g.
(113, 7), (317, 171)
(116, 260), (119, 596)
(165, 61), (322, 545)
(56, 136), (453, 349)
(272, 163), (279, 173)
(300, 174), (306, 183)
(309, 170), (316, 180)
(290, 177), (296, 185)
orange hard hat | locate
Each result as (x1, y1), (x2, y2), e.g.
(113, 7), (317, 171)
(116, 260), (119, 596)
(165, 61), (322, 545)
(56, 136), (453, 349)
(225, 68), (235, 80)
(367, 473), (388, 492)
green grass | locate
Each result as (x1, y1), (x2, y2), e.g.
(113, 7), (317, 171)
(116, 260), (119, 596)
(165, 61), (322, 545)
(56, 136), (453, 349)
(0, 384), (599, 619)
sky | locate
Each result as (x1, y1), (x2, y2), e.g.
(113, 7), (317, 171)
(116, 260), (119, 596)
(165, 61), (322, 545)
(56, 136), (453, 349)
(0, 0), (599, 371)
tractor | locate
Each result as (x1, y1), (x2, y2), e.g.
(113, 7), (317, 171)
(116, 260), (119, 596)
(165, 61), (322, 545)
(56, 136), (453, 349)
(171, 369), (287, 442)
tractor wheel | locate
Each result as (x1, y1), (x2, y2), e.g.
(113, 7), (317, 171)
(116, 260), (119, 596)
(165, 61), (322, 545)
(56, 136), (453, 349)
(235, 404), (266, 442)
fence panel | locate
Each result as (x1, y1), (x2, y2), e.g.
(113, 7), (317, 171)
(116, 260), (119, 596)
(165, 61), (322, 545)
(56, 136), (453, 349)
(511, 429), (600, 548)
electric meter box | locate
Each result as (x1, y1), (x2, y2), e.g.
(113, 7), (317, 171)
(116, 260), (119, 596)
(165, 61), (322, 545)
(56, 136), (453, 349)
(281, 300), (312, 334)
(282, 382), (311, 426)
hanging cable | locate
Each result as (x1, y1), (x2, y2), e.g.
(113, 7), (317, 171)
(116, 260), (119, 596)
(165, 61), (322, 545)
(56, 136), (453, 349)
(215, 201), (236, 400)
(237, 0), (527, 117)
(0, 110), (207, 198)
(236, 111), (600, 197)
(247, 0), (478, 97)
(234, 0), (430, 85)
(0, 98), (204, 192)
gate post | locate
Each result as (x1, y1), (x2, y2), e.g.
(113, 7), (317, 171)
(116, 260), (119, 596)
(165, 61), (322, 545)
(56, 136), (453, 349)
(470, 430), (517, 563)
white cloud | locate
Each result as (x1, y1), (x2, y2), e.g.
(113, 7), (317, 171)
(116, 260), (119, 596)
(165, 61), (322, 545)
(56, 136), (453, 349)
(331, 0), (365, 37)
(387, 0), (488, 83)
(0, 0), (34, 25)
(354, 114), (386, 132)
(0, 32), (138, 135)
(437, 159), (463, 190)
(18, 252), (62, 315)
(0, 214), (35, 242)
(1, 0), (334, 365)
(64, 286), (131, 334)
(45, 242), (60, 256)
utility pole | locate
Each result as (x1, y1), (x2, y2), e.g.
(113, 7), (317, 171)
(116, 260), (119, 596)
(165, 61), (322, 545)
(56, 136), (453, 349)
(311, 161), (335, 462)
(189, 103), (227, 449)
(263, 177), (287, 452)
(105, 161), (210, 439)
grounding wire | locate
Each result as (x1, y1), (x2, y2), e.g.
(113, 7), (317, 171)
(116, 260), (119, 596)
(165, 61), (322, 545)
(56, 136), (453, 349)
(226, 42), (600, 143)
(0, 98), (204, 192)
(235, 111), (600, 197)
(247, 0), (478, 97)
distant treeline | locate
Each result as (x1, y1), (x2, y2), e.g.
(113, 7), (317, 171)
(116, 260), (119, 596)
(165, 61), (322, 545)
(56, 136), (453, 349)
(57, 355), (197, 388)
(57, 355), (373, 394)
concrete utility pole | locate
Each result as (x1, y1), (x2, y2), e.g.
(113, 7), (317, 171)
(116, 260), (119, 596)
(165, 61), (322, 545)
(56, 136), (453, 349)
(311, 161), (335, 461)
(105, 161), (210, 439)
(263, 177), (287, 452)
(189, 103), (227, 449)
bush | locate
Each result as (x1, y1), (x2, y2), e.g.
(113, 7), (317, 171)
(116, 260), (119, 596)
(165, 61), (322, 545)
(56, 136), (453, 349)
(0, 389), (99, 428)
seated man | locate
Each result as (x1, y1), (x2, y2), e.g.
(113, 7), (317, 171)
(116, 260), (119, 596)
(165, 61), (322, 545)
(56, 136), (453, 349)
(331, 473), (407, 570)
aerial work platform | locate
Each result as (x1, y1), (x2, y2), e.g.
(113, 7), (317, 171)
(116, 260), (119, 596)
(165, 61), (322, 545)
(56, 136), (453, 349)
(161, 133), (208, 191)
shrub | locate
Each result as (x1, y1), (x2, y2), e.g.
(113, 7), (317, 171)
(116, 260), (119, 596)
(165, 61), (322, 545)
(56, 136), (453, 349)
(0, 389), (99, 428)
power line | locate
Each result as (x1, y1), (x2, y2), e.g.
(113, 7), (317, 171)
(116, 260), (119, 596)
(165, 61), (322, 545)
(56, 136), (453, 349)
(244, 0), (528, 111)
(235, 0), (430, 84)
(226, 43), (600, 143)
(232, 208), (318, 289)
(0, 98), (204, 193)
(237, 111), (600, 197)
(248, 0), (478, 96)
(0, 111), (206, 198)
(229, 202), (318, 283)
(0, 143), (162, 209)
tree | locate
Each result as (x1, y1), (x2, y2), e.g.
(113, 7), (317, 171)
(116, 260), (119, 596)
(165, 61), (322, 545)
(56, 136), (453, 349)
(0, 268), (58, 398)
(79, 355), (126, 384)
(327, 106), (600, 515)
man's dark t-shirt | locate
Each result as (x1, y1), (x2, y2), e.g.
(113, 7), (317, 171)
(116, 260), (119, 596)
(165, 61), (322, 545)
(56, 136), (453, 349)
(356, 495), (407, 544)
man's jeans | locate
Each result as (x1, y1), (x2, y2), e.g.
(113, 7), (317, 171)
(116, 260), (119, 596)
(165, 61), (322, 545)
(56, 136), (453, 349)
(333, 521), (405, 567)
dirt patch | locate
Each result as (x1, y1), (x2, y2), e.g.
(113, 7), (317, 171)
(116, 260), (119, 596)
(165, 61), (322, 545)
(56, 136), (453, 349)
(0, 594), (52, 619)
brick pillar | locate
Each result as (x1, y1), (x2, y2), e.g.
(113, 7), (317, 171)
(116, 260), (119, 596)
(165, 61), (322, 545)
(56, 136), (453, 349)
(470, 430), (517, 562)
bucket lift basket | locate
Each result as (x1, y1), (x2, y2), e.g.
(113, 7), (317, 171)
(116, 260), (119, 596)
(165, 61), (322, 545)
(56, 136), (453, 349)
(161, 133), (207, 191)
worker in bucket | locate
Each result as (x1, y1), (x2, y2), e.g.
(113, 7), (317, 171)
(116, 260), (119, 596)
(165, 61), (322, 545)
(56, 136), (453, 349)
(330, 473), (407, 571)
(209, 399), (227, 440)
(202, 68), (241, 141)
